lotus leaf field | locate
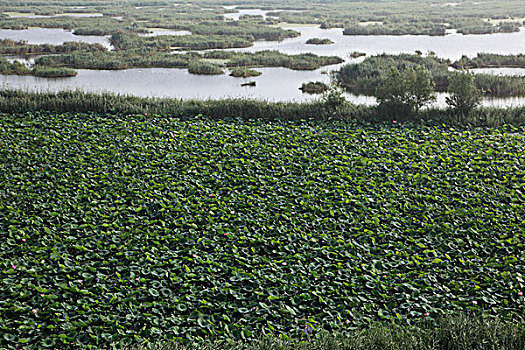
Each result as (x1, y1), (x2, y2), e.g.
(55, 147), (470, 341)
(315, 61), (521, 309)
(0, 112), (524, 349)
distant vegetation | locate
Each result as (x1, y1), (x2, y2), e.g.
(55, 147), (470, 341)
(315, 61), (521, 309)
(305, 38), (333, 45)
(336, 53), (525, 97)
(452, 53), (525, 69)
(229, 67), (262, 78)
(0, 0), (524, 82)
(203, 50), (343, 70)
(34, 51), (192, 70)
(187, 60), (223, 75)
(349, 51), (366, 58)
(32, 66), (77, 77)
(33, 49), (341, 73)
(0, 39), (106, 55)
(299, 81), (329, 93)
(0, 56), (31, 75)
(110, 32), (254, 51)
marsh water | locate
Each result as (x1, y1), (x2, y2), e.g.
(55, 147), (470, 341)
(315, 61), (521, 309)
(0, 28), (112, 49)
(1, 16), (525, 106)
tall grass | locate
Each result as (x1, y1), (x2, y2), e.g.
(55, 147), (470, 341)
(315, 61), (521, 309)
(0, 89), (524, 126)
(115, 315), (525, 350)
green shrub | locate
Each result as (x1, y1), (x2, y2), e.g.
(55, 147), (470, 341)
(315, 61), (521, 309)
(446, 71), (482, 116)
(375, 66), (436, 117)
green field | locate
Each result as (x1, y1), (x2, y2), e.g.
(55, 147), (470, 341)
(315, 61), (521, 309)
(0, 112), (524, 348)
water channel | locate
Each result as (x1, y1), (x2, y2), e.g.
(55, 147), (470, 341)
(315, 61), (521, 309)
(1, 10), (525, 106)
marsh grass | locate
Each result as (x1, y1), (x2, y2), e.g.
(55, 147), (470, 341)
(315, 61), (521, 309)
(115, 315), (525, 350)
(1, 89), (524, 126)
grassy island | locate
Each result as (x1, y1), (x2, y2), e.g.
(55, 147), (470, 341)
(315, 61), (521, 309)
(305, 38), (334, 45)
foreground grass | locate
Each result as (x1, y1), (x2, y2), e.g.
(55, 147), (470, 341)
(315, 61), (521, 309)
(118, 316), (525, 350)
(1, 89), (525, 126)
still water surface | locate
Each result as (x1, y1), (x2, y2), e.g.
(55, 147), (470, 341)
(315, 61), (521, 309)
(1, 67), (523, 107)
(1, 22), (525, 105)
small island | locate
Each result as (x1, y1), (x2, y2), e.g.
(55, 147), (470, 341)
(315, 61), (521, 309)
(229, 67), (262, 78)
(350, 51), (366, 58)
(299, 81), (329, 94)
(187, 60), (224, 75)
(306, 38), (334, 45)
(32, 66), (78, 78)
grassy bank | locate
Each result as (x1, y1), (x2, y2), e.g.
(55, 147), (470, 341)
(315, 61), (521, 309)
(1, 89), (524, 126)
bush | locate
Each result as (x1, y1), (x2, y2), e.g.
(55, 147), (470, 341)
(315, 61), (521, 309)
(446, 71), (482, 115)
(375, 66), (436, 117)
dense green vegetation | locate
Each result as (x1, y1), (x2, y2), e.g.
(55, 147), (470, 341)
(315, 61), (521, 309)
(343, 22), (446, 36)
(1, 2), (525, 348)
(299, 81), (329, 94)
(336, 54), (450, 95)
(1, 111), (524, 349)
(34, 51), (193, 70)
(305, 38), (333, 45)
(110, 32), (254, 51)
(336, 54), (525, 97)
